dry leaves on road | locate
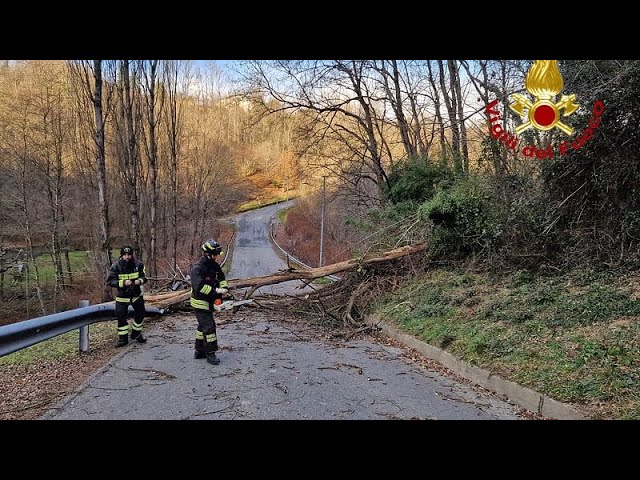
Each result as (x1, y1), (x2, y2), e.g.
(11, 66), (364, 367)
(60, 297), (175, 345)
(0, 337), (119, 420)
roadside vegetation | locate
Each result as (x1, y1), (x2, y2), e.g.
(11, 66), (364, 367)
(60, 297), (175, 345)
(237, 193), (297, 213)
(372, 268), (640, 419)
(0, 322), (114, 367)
(0, 320), (135, 420)
(277, 61), (640, 419)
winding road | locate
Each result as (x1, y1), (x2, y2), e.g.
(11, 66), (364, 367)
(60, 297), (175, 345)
(227, 200), (311, 296)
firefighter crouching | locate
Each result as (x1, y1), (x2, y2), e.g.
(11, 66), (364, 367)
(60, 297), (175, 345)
(106, 245), (148, 347)
(190, 239), (227, 365)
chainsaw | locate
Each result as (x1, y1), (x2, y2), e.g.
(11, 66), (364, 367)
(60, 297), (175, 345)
(213, 294), (253, 312)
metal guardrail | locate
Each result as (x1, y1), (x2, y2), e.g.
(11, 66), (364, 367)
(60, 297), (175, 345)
(0, 302), (164, 358)
(269, 221), (340, 282)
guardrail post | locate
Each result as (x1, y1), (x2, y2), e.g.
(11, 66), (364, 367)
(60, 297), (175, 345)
(79, 300), (90, 353)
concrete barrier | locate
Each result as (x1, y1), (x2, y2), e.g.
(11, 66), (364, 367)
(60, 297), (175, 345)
(364, 313), (586, 420)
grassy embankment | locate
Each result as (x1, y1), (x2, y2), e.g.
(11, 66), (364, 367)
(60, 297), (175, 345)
(372, 267), (640, 419)
(236, 193), (296, 213)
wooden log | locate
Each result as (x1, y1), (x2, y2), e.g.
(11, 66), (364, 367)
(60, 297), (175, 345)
(144, 243), (426, 308)
(145, 290), (190, 308)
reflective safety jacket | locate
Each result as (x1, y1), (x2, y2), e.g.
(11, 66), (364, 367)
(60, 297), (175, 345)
(190, 255), (227, 311)
(107, 258), (147, 303)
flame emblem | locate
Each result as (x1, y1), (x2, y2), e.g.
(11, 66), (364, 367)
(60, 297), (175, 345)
(510, 60), (580, 135)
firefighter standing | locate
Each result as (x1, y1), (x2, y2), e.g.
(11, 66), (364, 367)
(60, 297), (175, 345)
(190, 239), (228, 365)
(106, 245), (148, 347)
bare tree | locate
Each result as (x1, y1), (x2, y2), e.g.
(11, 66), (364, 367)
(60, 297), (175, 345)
(449, 60), (469, 172)
(13, 93), (46, 315)
(460, 60), (531, 176)
(240, 60), (390, 205)
(140, 60), (164, 283)
(163, 60), (190, 270)
(68, 60), (113, 301)
(373, 60), (416, 160)
(437, 60), (462, 173)
(28, 61), (72, 307)
(427, 61), (448, 165)
(401, 61), (430, 159)
(115, 60), (142, 254)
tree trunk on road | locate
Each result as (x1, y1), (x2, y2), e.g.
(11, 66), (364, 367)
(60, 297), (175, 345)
(145, 243), (427, 307)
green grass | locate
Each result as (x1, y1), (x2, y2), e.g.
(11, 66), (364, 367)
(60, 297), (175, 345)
(1, 250), (92, 290)
(38, 250), (92, 282)
(278, 208), (290, 223)
(373, 268), (640, 419)
(0, 321), (114, 366)
(236, 194), (298, 213)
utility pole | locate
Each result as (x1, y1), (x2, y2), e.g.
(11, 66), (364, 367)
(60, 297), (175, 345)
(285, 175), (289, 202)
(319, 176), (326, 267)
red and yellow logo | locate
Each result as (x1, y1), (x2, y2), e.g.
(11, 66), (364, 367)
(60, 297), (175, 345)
(510, 60), (579, 135)
(486, 60), (604, 160)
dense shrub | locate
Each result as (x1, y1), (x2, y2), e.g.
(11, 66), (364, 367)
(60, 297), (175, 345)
(541, 60), (640, 265)
(418, 177), (502, 257)
(384, 158), (454, 204)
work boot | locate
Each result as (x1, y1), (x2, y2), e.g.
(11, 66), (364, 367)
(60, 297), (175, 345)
(131, 332), (147, 343)
(194, 338), (206, 359)
(116, 336), (129, 348)
(206, 353), (220, 365)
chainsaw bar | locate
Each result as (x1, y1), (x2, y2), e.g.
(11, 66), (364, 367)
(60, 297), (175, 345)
(213, 299), (254, 312)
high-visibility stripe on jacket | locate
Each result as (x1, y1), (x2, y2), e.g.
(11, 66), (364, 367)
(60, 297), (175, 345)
(190, 255), (225, 311)
(106, 257), (147, 301)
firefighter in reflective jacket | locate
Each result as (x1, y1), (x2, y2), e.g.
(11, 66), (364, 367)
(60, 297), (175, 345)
(106, 245), (148, 347)
(190, 239), (227, 365)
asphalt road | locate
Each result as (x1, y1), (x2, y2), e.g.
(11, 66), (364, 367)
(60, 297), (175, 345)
(41, 312), (522, 420)
(227, 200), (312, 296)
(41, 203), (525, 420)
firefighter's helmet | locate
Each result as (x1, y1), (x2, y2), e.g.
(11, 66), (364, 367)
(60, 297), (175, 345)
(201, 239), (222, 256)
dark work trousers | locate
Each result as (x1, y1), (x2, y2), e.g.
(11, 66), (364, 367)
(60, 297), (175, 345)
(195, 309), (218, 352)
(115, 297), (145, 333)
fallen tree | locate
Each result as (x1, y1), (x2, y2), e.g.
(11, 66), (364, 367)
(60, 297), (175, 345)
(144, 243), (426, 309)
